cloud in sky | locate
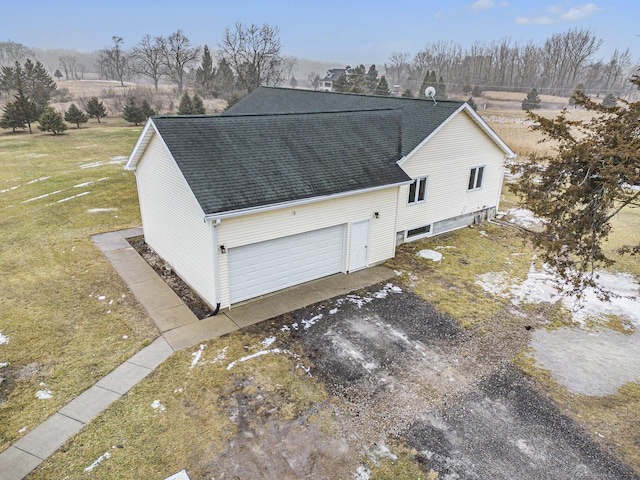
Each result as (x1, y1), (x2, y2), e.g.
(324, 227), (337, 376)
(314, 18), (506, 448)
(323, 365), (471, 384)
(515, 2), (601, 25)
(470, 0), (510, 12)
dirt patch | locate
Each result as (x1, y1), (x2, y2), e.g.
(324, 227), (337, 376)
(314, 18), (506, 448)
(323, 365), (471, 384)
(127, 237), (215, 319)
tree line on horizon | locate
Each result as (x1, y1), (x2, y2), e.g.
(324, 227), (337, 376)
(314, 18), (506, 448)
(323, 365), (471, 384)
(2, 26), (638, 102)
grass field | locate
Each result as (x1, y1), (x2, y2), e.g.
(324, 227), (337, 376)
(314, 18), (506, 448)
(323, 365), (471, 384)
(0, 121), (158, 452)
(1, 97), (639, 478)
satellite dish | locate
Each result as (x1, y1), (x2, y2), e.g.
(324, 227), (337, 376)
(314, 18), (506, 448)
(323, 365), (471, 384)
(425, 86), (437, 104)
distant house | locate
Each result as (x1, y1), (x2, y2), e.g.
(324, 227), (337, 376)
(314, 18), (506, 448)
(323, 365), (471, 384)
(125, 87), (515, 311)
(319, 67), (349, 91)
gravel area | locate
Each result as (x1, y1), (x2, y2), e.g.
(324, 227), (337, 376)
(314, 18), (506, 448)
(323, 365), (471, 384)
(212, 282), (638, 479)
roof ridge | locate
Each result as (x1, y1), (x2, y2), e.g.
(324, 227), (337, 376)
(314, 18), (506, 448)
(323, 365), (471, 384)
(154, 109), (403, 120)
(258, 86), (465, 105)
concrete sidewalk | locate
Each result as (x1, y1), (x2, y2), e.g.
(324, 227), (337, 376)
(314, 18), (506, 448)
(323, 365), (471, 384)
(0, 227), (394, 480)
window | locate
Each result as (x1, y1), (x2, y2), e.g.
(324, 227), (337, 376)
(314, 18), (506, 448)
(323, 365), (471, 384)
(408, 176), (428, 204)
(468, 166), (485, 191)
(407, 225), (432, 239)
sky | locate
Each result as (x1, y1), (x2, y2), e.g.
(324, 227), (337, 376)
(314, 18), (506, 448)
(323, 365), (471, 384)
(3, 0), (639, 65)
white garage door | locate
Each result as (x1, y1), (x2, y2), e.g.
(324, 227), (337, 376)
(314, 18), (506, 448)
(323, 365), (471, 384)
(228, 225), (346, 303)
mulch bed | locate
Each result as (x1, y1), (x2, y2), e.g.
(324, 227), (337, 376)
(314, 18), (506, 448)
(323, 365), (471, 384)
(127, 236), (215, 319)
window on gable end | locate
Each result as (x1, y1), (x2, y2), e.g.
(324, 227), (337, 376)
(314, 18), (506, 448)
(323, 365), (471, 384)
(408, 176), (428, 204)
(468, 166), (485, 191)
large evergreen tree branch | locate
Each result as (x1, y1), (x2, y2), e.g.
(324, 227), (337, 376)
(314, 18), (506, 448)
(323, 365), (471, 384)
(511, 72), (640, 300)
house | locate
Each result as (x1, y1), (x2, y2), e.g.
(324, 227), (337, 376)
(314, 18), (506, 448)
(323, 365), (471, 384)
(125, 87), (515, 312)
(319, 67), (349, 91)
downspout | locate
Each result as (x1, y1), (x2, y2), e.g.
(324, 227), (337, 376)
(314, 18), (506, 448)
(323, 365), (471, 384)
(209, 218), (222, 316)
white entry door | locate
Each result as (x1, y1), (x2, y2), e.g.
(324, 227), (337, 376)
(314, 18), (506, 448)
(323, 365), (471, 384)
(349, 220), (370, 272)
(228, 225), (346, 304)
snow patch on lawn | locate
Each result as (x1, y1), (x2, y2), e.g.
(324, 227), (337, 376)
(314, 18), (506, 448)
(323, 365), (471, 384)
(418, 249), (443, 262)
(20, 189), (63, 204)
(88, 207), (118, 213)
(503, 208), (546, 229)
(55, 191), (89, 203)
(85, 451), (112, 472)
(164, 469), (191, 480)
(36, 383), (53, 399)
(476, 263), (640, 326)
(151, 399), (166, 411)
(189, 344), (206, 369)
(0, 332), (8, 345)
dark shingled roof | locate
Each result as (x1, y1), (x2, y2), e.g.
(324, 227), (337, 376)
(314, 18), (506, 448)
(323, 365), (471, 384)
(151, 109), (410, 217)
(223, 86), (465, 157)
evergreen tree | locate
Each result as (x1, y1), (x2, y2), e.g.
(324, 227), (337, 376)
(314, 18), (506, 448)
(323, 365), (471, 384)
(436, 75), (447, 99)
(0, 61), (56, 116)
(289, 75), (297, 88)
(511, 75), (640, 299)
(331, 72), (351, 92)
(214, 58), (236, 100)
(401, 88), (414, 98)
(463, 85), (472, 95)
(122, 96), (146, 125)
(0, 101), (26, 132)
(192, 94), (206, 114)
(141, 99), (156, 118)
(472, 85), (483, 97)
(178, 92), (194, 114)
(348, 64), (367, 93)
(467, 96), (478, 111)
(375, 75), (390, 96)
(64, 103), (89, 128)
(195, 45), (216, 97)
(22, 59), (57, 114)
(602, 93), (617, 107)
(522, 88), (542, 110)
(224, 93), (241, 111)
(366, 64), (379, 93)
(85, 97), (107, 123)
(38, 106), (67, 135)
(54, 69), (63, 81)
(12, 74), (39, 134)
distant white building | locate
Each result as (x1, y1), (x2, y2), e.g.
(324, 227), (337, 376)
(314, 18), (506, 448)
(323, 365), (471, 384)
(319, 67), (350, 91)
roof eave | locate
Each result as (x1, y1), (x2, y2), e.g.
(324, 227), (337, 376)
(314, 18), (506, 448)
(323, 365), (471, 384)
(125, 118), (157, 171)
(204, 180), (411, 222)
(397, 103), (516, 167)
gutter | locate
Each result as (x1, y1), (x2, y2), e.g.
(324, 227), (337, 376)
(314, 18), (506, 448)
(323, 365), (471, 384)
(209, 218), (222, 316)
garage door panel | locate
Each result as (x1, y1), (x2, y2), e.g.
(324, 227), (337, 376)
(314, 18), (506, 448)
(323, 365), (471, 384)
(229, 225), (345, 303)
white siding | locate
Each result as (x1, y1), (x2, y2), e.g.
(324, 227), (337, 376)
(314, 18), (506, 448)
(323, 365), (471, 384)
(397, 111), (506, 233)
(135, 134), (217, 308)
(217, 187), (398, 307)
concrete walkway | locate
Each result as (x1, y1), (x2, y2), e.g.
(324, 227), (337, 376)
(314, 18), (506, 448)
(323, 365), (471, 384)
(0, 227), (394, 480)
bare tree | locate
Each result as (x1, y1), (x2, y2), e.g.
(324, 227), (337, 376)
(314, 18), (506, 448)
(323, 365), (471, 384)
(281, 55), (297, 81)
(600, 48), (632, 95)
(218, 22), (283, 93)
(97, 36), (129, 87)
(0, 40), (33, 66)
(307, 71), (321, 90)
(385, 52), (411, 89)
(160, 30), (200, 94)
(59, 55), (78, 80)
(132, 34), (166, 92)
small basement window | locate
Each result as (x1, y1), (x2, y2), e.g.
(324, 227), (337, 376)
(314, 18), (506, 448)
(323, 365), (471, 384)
(408, 176), (428, 204)
(468, 166), (485, 191)
(406, 224), (432, 240)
